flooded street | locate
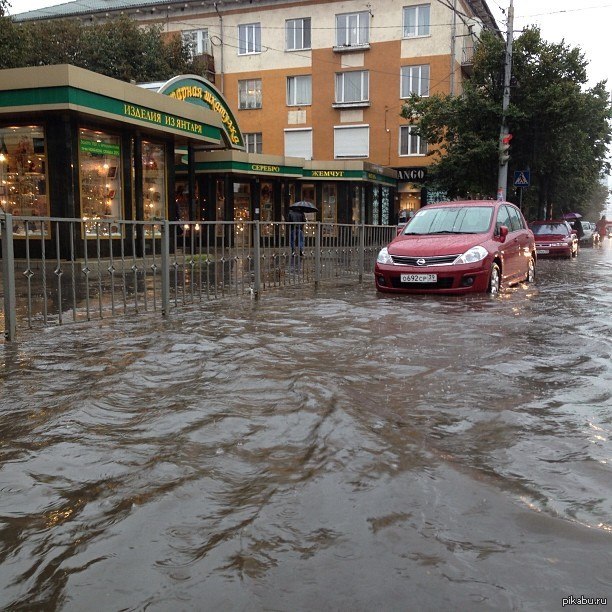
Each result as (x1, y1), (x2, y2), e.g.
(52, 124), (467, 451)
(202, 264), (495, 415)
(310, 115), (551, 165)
(1, 242), (611, 610)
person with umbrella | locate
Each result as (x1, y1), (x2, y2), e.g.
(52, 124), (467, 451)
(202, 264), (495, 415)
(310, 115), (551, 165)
(288, 201), (317, 256)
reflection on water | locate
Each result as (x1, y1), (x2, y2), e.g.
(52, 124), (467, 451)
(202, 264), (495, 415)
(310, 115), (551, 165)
(1, 242), (611, 610)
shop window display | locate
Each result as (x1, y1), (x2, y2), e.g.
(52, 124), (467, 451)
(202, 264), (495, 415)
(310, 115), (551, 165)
(216, 179), (225, 238)
(301, 184), (316, 238)
(0, 126), (49, 236)
(142, 141), (166, 223)
(260, 182), (273, 237)
(322, 184), (337, 237)
(372, 186), (380, 225)
(79, 128), (122, 236)
(233, 182), (251, 248)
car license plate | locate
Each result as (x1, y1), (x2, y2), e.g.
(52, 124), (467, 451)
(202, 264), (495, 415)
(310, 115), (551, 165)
(536, 249), (549, 254)
(400, 273), (437, 283)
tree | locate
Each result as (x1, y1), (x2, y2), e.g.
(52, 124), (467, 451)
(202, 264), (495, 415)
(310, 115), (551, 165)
(402, 28), (612, 220)
(0, 0), (9, 17)
(0, 16), (194, 83)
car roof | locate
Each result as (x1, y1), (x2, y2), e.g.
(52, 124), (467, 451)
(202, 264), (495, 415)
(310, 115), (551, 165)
(425, 200), (501, 209)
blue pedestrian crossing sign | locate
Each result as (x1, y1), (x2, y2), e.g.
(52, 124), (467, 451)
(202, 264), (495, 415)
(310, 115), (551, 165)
(514, 170), (530, 187)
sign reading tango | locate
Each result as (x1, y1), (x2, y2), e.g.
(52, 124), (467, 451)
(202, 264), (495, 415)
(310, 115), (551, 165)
(396, 167), (427, 182)
(159, 77), (244, 149)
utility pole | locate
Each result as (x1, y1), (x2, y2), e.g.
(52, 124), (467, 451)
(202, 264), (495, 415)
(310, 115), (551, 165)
(449, 0), (457, 96)
(497, 0), (514, 201)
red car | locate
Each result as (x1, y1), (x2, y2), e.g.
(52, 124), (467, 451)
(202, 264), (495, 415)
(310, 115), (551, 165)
(530, 220), (578, 258)
(375, 200), (536, 294)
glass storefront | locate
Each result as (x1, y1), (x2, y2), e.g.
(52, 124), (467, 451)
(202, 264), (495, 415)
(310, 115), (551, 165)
(142, 141), (167, 221)
(0, 126), (48, 236)
(301, 183), (316, 238)
(322, 184), (337, 237)
(216, 179), (225, 237)
(260, 181), (274, 237)
(233, 182), (251, 247)
(79, 128), (122, 236)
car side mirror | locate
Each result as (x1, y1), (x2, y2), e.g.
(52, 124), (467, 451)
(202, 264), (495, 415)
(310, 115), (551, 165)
(497, 225), (509, 241)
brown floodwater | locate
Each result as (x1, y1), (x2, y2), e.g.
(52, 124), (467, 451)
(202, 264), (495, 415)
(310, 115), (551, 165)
(1, 240), (611, 610)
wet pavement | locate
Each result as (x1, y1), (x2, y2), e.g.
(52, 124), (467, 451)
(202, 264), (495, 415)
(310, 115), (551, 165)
(1, 240), (611, 610)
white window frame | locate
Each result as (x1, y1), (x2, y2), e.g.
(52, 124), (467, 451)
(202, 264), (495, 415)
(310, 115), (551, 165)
(286, 17), (311, 51)
(244, 132), (262, 154)
(238, 79), (262, 109)
(403, 4), (431, 38)
(181, 29), (210, 58)
(399, 125), (427, 156)
(401, 65), (430, 97)
(238, 23), (261, 55)
(334, 125), (369, 159)
(284, 128), (313, 160)
(287, 75), (312, 106)
(335, 71), (369, 104)
(335, 11), (370, 47)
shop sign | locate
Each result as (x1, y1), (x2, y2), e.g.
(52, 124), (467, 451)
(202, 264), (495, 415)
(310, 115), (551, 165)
(80, 139), (120, 157)
(396, 167), (427, 182)
(158, 77), (244, 149)
(123, 104), (203, 136)
(251, 164), (281, 173)
(311, 170), (345, 178)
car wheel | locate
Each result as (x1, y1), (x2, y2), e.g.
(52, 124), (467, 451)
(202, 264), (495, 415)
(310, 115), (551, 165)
(488, 262), (501, 294)
(526, 256), (535, 283)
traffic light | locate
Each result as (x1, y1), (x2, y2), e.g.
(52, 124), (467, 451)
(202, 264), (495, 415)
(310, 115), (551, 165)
(499, 133), (512, 165)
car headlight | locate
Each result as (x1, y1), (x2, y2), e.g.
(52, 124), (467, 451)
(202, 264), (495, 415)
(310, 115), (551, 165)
(377, 247), (393, 264)
(453, 245), (488, 265)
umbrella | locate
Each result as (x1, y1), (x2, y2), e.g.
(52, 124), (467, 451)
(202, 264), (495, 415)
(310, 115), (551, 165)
(562, 212), (582, 220)
(289, 200), (319, 213)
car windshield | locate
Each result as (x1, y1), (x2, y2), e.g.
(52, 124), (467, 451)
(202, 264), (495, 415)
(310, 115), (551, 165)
(403, 206), (493, 235)
(531, 223), (569, 236)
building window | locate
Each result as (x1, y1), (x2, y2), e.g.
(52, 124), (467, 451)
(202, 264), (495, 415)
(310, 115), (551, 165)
(287, 75), (312, 106)
(336, 11), (370, 47)
(284, 128), (313, 160)
(182, 29), (210, 58)
(334, 125), (369, 158)
(244, 132), (262, 153)
(0, 126), (48, 231)
(403, 4), (430, 38)
(335, 71), (369, 104)
(400, 125), (427, 155)
(238, 79), (262, 109)
(286, 17), (311, 51)
(401, 65), (430, 97)
(238, 23), (261, 55)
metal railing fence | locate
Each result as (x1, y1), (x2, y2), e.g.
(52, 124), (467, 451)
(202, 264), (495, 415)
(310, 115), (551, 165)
(1, 215), (396, 340)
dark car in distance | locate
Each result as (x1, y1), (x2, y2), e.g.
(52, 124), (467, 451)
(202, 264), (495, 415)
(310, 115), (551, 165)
(530, 220), (578, 258)
(375, 200), (536, 294)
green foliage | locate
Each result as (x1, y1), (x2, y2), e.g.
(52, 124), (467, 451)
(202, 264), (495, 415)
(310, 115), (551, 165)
(0, 15), (194, 82)
(402, 28), (612, 220)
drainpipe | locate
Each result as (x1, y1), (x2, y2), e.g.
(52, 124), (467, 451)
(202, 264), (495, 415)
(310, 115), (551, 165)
(214, 2), (224, 94)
